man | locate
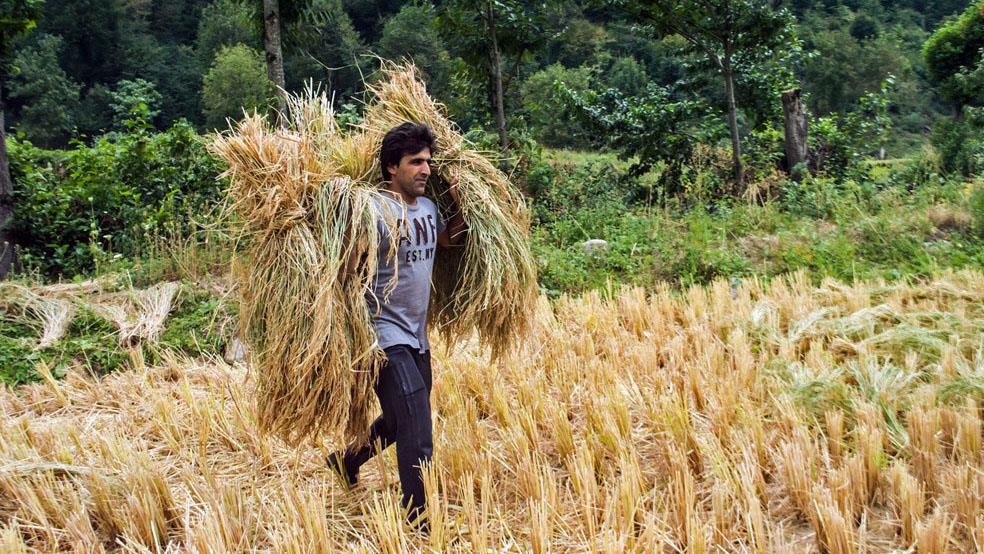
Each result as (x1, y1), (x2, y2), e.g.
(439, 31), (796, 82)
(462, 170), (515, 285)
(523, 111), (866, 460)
(328, 122), (465, 527)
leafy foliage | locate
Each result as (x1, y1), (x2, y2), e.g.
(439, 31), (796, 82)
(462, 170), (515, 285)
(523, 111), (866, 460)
(923, 0), (984, 110)
(376, 3), (453, 98)
(7, 33), (80, 147)
(284, 0), (367, 96)
(931, 107), (984, 177)
(809, 79), (894, 178)
(108, 79), (163, 128)
(0, 0), (45, 58)
(7, 119), (224, 277)
(614, 0), (799, 182)
(195, 0), (258, 65)
(201, 44), (276, 130)
(520, 63), (594, 149)
(566, 81), (724, 194)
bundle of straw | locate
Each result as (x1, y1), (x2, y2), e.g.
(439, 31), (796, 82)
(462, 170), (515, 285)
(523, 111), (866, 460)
(210, 64), (537, 446)
(360, 64), (537, 356)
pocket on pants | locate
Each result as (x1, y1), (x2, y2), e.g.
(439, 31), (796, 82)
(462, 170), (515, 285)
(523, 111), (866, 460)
(383, 346), (426, 397)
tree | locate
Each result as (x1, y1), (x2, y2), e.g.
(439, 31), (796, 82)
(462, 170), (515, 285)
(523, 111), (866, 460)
(287, 0), (365, 97)
(438, 0), (549, 151)
(118, 31), (206, 128)
(606, 56), (648, 96)
(542, 17), (610, 68)
(202, 44), (277, 129)
(1, 0), (45, 278)
(35, 0), (122, 87)
(238, 1), (335, 113)
(341, 0), (405, 43)
(376, 3), (453, 98)
(923, 0), (984, 112)
(567, 81), (723, 197)
(521, 63), (593, 148)
(801, 27), (904, 116)
(613, 0), (795, 186)
(261, 0), (287, 110)
(849, 13), (879, 42)
(7, 33), (80, 146)
(196, 0), (260, 65)
(109, 78), (163, 128)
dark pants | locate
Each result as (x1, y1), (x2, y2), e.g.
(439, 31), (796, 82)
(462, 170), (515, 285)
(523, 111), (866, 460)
(344, 345), (433, 520)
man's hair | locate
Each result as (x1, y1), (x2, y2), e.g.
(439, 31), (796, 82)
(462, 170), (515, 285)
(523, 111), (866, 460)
(379, 122), (436, 182)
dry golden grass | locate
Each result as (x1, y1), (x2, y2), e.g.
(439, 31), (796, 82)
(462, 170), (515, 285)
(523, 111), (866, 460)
(2, 269), (983, 552)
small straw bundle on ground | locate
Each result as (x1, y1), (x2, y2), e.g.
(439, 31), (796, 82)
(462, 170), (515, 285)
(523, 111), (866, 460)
(1, 284), (75, 348)
(210, 64), (537, 447)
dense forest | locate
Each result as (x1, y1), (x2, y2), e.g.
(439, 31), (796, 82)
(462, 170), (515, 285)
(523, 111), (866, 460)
(2, 0), (975, 151)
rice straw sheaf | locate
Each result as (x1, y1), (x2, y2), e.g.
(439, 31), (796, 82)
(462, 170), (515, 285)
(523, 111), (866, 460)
(209, 65), (536, 447)
(362, 63), (538, 356)
(211, 108), (396, 447)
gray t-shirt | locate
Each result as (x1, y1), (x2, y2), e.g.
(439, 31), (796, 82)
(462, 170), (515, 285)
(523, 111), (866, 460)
(366, 194), (445, 352)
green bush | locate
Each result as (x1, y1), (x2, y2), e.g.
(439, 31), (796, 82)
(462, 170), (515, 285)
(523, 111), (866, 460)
(8, 121), (225, 277)
(931, 111), (984, 176)
(778, 175), (847, 219)
(532, 158), (629, 227)
(885, 148), (947, 190)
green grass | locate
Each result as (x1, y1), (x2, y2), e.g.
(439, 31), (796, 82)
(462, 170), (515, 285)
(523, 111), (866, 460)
(0, 308), (125, 386)
(0, 283), (232, 386)
(156, 286), (231, 358)
(530, 155), (984, 296)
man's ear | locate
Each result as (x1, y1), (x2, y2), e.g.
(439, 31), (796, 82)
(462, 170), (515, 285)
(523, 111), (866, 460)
(386, 163), (398, 178)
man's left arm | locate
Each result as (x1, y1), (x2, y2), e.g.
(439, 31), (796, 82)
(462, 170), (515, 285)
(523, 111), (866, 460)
(437, 179), (466, 247)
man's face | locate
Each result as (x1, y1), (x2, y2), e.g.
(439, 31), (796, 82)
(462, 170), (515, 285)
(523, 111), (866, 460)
(388, 147), (431, 199)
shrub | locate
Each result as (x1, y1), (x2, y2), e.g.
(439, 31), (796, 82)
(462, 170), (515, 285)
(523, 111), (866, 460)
(931, 110), (984, 177)
(565, 81), (724, 195)
(8, 122), (225, 277)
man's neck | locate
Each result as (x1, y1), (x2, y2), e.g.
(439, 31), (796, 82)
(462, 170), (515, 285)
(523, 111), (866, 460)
(386, 183), (418, 205)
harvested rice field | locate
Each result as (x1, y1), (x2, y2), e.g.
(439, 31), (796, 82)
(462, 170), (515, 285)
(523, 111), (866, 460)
(2, 270), (984, 552)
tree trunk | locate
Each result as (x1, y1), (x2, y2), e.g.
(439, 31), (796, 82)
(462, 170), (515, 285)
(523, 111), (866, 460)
(262, 0), (287, 114)
(781, 88), (809, 181)
(0, 74), (15, 279)
(722, 63), (743, 187)
(487, 2), (508, 151)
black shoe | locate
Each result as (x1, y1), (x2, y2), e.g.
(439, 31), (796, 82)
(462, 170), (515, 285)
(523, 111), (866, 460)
(327, 451), (358, 488)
